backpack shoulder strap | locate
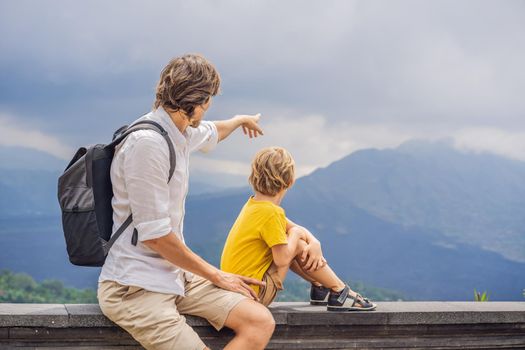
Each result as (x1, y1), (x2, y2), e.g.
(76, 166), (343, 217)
(105, 119), (177, 251)
(103, 214), (133, 255)
(109, 120), (176, 182)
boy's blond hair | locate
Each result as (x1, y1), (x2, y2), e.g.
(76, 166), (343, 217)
(249, 147), (295, 196)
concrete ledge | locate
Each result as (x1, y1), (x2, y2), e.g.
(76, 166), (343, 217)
(1, 302), (525, 349)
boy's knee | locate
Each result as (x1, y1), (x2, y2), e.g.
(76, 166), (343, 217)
(288, 225), (307, 236)
(293, 234), (308, 256)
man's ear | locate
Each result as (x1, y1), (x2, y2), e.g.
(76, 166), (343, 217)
(181, 108), (192, 120)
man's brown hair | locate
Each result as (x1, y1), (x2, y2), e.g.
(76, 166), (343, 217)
(249, 147), (295, 196)
(154, 54), (221, 117)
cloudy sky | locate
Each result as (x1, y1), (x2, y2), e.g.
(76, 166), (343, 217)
(1, 0), (524, 185)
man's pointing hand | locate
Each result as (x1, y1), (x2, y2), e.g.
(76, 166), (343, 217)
(239, 113), (264, 138)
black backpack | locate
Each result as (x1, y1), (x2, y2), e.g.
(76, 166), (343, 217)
(57, 120), (175, 267)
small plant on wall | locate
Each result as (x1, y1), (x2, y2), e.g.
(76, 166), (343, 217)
(474, 289), (489, 302)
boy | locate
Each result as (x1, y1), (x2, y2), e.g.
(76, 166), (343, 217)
(221, 147), (377, 311)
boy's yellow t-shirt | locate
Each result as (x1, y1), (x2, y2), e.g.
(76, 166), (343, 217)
(220, 197), (288, 294)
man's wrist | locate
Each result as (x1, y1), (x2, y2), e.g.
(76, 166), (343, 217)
(233, 115), (247, 126)
(207, 268), (223, 284)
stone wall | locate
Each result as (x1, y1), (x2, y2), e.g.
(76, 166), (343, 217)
(1, 302), (525, 349)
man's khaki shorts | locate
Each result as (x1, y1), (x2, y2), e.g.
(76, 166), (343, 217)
(98, 276), (247, 350)
(258, 264), (284, 307)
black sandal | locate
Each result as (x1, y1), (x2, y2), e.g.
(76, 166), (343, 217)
(327, 285), (377, 311)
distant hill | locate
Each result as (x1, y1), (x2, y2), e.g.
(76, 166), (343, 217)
(0, 168), (61, 217)
(302, 139), (525, 263)
(0, 146), (68, 171)
(0, 146), (65, 218)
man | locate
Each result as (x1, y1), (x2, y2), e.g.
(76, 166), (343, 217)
(98, 54), (274, 350)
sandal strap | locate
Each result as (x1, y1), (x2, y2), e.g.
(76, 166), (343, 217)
(336, 285), (351, 305)
(356, 293), (374, 307)
(355, 293), (364, 307)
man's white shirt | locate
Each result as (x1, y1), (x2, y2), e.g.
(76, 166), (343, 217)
(99, 107), (218, 296)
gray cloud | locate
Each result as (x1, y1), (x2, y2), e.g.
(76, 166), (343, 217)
(1, 0), (524, 174)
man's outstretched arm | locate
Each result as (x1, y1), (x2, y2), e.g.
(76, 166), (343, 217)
(214, 114), (263, 141)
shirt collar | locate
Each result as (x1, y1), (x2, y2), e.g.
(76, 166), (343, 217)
(152, 106), (188, 148)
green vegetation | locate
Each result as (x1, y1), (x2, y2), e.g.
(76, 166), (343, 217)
(0, 270), (97, 303)
(474, 289), (489, 302)
(275, 278), (311, 302)
(276, 277), (406, 302)
(0, 268), (405, 304)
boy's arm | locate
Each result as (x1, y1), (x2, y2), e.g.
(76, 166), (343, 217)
(286, 218), (326, 271)
(271, 228), (306, 268)
(286, 218), (319, 245)
(214, 114), (263, 142)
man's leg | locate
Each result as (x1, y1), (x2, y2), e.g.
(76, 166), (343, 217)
(98, 281), (206, 350)
(223, 299), (275, 350)
(176, 276), (274, 350)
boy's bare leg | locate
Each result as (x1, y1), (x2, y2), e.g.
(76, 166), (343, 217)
(284, 226), (345, 291)
(284, 227), (321, 285)
(289, 227), (377, 299)
(273, 228), (317, 283)
(294, 239), (345, 291)
(278, 227), (368, 307)
(289, 259), (321, 286)
(279, 227), (343, 291)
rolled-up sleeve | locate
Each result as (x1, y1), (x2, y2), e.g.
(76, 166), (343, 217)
(122, 132), (172, 241)
(188, 120), (219, 153)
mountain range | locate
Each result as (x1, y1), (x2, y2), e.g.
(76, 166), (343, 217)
(0, 140), (524, 300)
